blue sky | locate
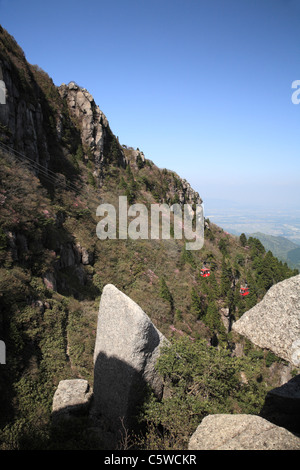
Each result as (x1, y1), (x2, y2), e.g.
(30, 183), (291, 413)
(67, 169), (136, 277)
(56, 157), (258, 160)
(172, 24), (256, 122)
(1, 0), (300, 212)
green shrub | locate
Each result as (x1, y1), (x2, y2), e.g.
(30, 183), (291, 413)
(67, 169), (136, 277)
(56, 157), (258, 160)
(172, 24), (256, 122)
(159, 277), (174, 310)
(138, 337), (270, 450)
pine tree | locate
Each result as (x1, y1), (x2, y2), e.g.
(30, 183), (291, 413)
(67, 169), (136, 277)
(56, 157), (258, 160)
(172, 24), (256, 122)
(75, 144), (83, 161)
(181, 245), (196, 268)
(118, 176), (127, 190)
(218, 238), (229, 256)
(239, 233), (247, 247)
(190, 287), (204, 319)
(207, 271), (220, 300)
(205, 300), (223, 334)
(159, 277), (174, 310)
(220, 258), (232, 297)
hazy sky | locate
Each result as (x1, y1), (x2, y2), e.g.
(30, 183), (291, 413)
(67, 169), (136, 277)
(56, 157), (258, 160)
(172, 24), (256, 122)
(1, 0), (300, 211)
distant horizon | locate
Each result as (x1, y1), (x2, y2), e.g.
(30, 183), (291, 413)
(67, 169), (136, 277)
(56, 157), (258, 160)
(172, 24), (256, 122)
(205, 197), (300, 244)
(203, 195), (300, 212)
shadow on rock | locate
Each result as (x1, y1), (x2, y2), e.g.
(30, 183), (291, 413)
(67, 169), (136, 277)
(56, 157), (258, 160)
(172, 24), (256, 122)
(90, 352), (152, 441)
(259, 374), (300, 434)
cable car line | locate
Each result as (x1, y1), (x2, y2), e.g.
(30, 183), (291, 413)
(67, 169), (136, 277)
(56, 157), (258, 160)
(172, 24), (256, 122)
(0, 141), (104, 209)
(0, 141), (82, 194)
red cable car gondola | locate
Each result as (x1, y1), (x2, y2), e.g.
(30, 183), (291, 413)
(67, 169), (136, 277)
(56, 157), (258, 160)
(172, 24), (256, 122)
(240, 283), (249, 297)
(200, 262), (210, 278)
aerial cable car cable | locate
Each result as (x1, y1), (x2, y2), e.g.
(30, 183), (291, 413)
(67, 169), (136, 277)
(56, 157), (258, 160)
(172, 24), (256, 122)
(0, 141), (82, 194)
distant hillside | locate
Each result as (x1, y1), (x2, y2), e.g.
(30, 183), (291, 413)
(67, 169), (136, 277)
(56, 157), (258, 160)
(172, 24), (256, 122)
(286, 246), (300, 270)
(248, 232), (300, 271)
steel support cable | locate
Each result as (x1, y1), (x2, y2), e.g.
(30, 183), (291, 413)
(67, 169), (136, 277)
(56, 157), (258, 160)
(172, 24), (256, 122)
(0, 141), (81, 194)
(0, 141), (102, 210)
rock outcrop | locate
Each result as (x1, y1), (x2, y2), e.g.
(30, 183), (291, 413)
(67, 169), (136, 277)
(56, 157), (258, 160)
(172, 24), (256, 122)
(233, 274), (300, 367)
(59, 81), (126, 170)
(52, 379), (92, 422)
(177, 178), (202, 205)
(188, 414), (300, 450)
(59, 82), (107, 164)
(91, 284), (168, 432)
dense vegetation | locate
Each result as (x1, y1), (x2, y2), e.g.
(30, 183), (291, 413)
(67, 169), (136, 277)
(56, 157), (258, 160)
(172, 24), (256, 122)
(0, 25), (298, 450)
(248, 232), (300, 272)
(137, 336), (278, 450)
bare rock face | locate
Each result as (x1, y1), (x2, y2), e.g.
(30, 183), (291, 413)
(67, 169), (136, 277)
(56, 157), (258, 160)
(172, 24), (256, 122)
(59, 82), (126, 169)
(52, 379), (92, 422)
(177, 178), (202, 204)
(59, 82), (107, 164)
(168, 172), (202, 205)
(0, 59), (50, 168)
(188, 414), (300, 450)
(232, 274), (300, 367)
(92, 284), (168, 432)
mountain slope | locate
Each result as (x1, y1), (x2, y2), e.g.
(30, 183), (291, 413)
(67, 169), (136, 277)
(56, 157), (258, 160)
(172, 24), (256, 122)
(286, 246), (300, 270)
(0, 25), (298, 449)
(248, 232), (300, 271)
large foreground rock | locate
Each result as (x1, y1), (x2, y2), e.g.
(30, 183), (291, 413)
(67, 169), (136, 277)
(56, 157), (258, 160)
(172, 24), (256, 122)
(188, 414), (300, 450)
(233, 274), (300, 366)
(92, 284), (167, 431)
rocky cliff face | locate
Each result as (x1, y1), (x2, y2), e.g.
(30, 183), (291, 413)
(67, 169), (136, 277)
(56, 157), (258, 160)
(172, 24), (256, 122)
(58, 81), (127, 172)
(0, 24), (201, 206)
(0, 56), (51, 168)
(0, 25), (126, 180)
